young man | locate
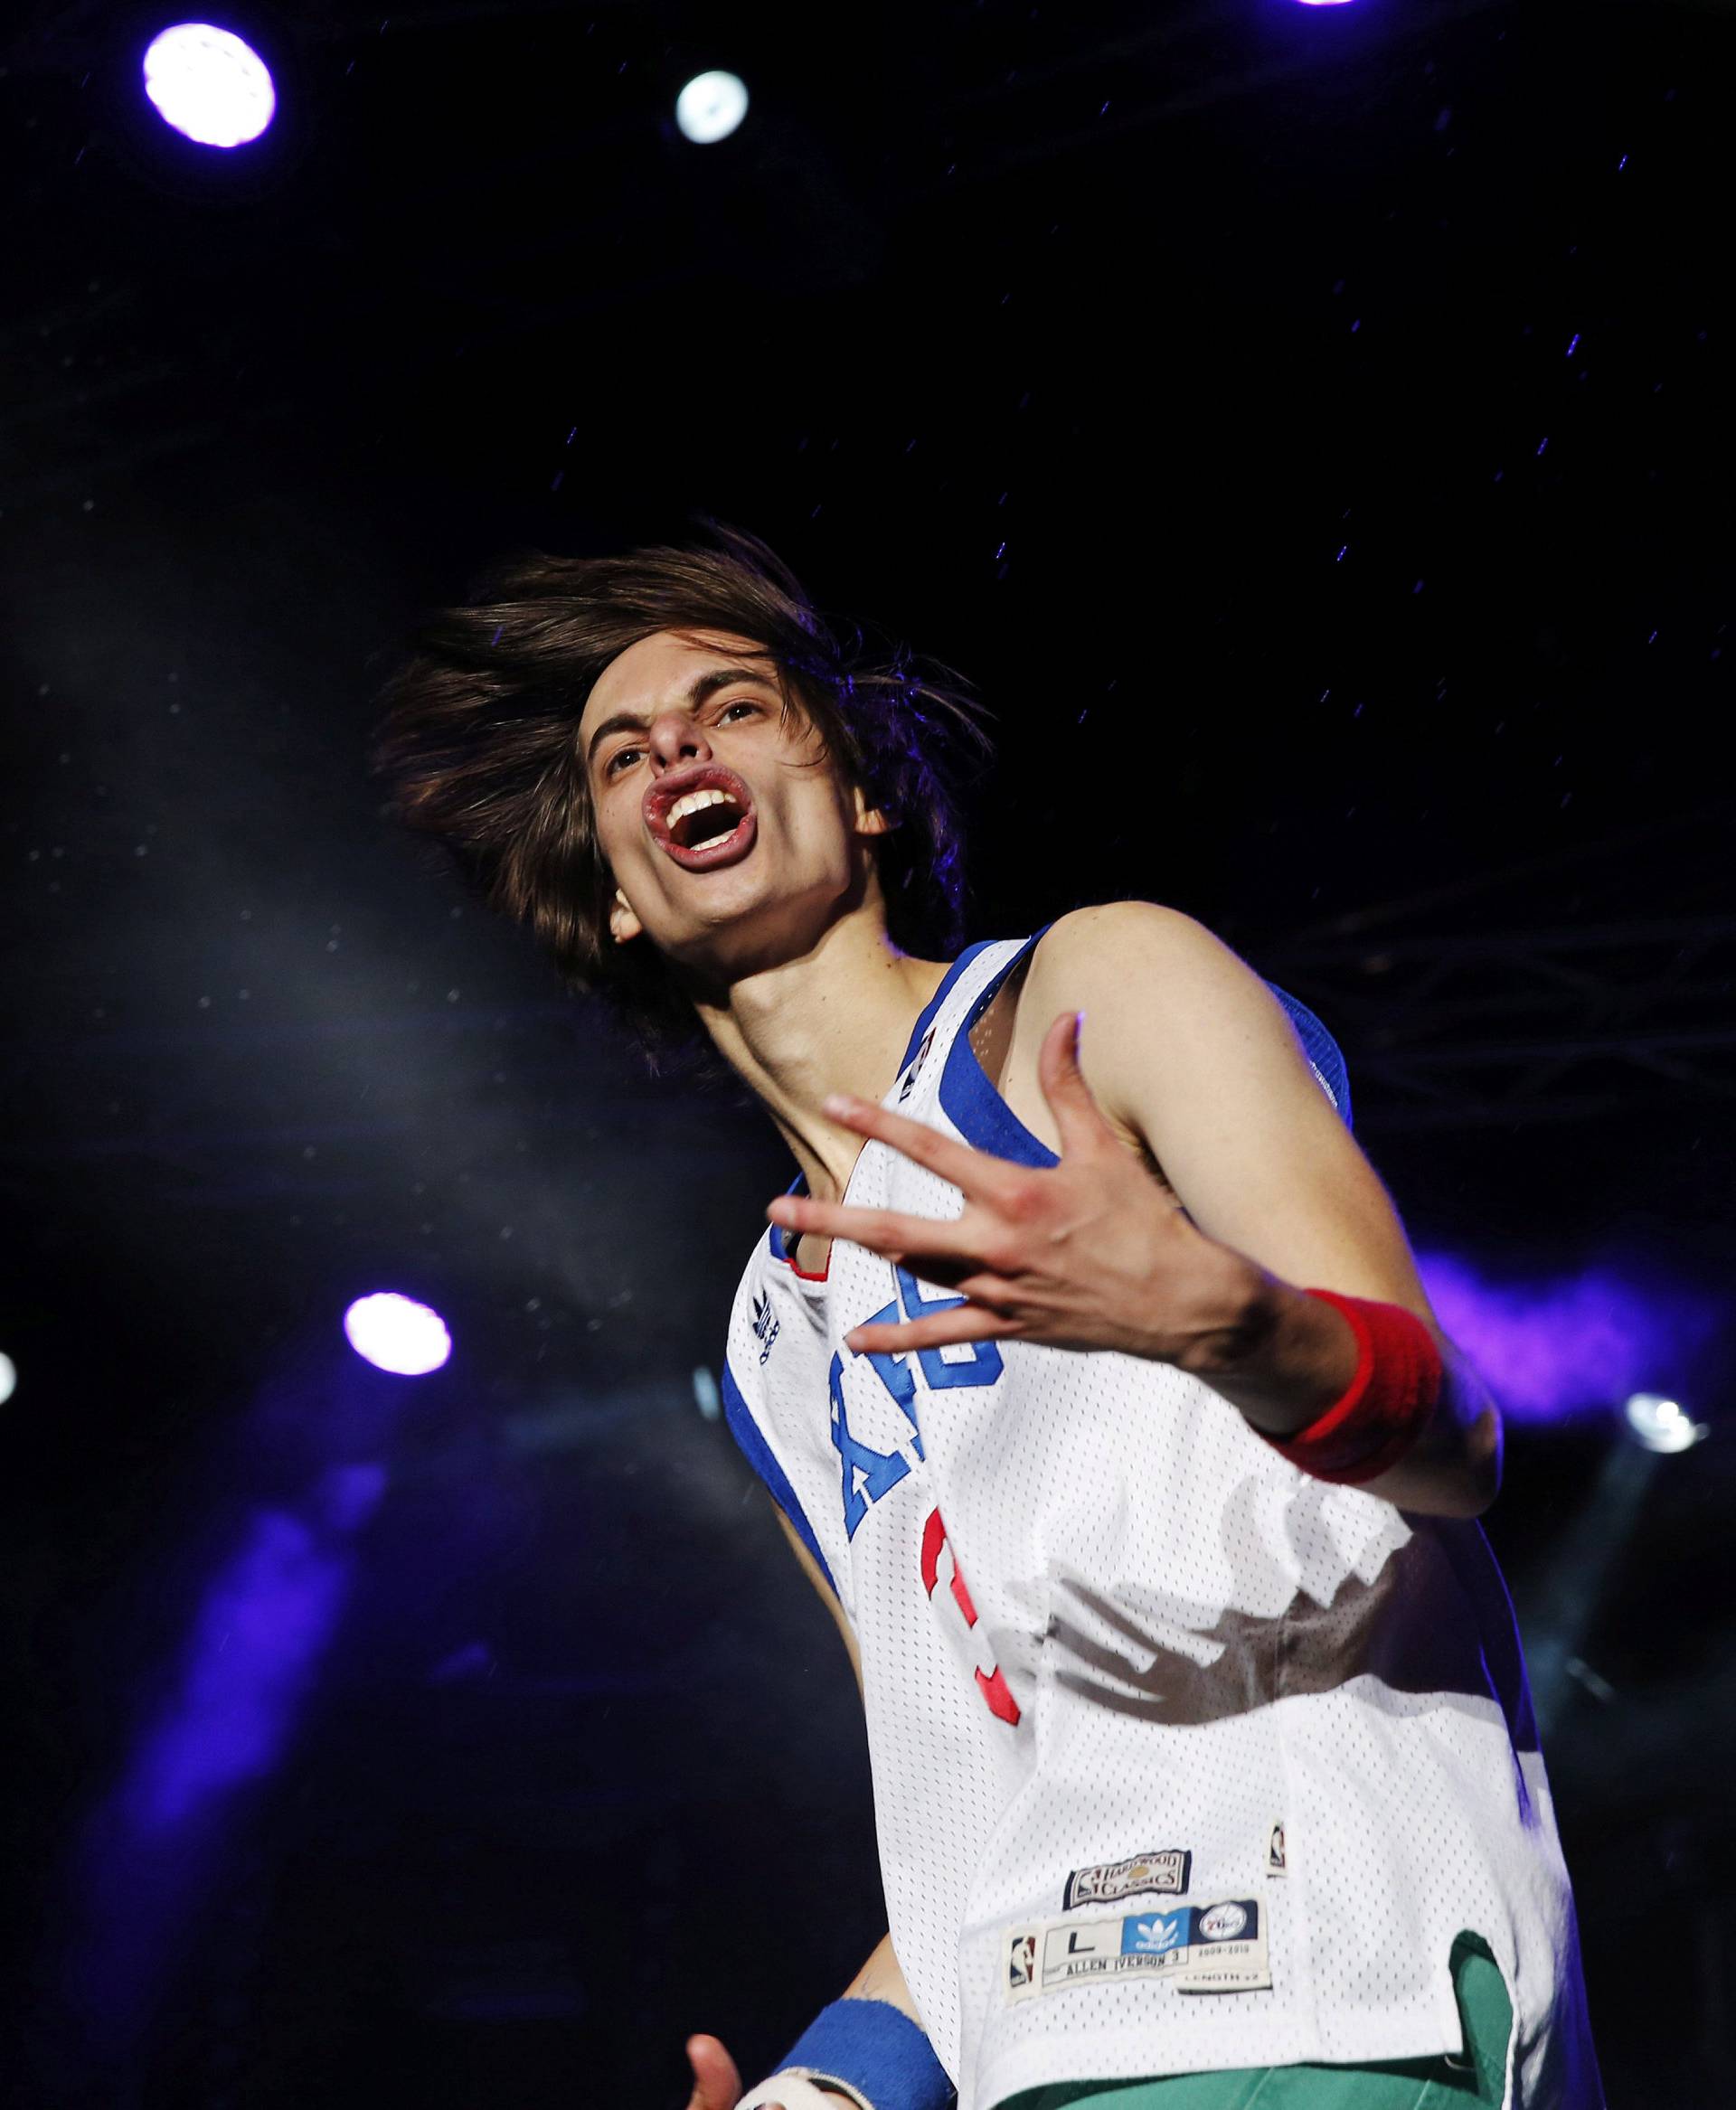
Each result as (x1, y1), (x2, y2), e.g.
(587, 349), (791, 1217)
(372, 526), (1599, 2110)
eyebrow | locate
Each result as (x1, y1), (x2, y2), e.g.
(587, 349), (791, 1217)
(584, 665), (784, 768)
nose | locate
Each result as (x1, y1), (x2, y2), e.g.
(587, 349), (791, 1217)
(646, 711), (712, 771)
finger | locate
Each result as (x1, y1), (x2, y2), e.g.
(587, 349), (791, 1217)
(844, 1301), (1022, 1355)
(1037, 1010), (1114, 1156)
(820, 1092), (1022, 1200)
(684, 2033), (742, 2110)
(768, 1195), (980, 1262)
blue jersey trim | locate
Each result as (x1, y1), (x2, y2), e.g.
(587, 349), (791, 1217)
(937, 939), (1354, 1163)
(897, 939), (1002, 1073)
(939, 932), (1059, 1167)
(767, 1178), (808, 1268)
(769, 939), (1012, 1262)
(1267, 984), (1354, 1131)
(721, 1358), (838, 1598)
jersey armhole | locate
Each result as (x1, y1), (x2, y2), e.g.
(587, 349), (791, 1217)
(721, 1358), (839, 1599)
(1265, 983), (1354, 1131)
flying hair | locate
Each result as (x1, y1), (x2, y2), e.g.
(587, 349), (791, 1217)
(367, 519), (994, 1069)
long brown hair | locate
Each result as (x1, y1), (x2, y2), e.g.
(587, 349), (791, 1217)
(367, 520), (993, 1067)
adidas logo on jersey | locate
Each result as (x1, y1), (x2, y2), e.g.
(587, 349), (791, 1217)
(751, 1289), (780, 1365)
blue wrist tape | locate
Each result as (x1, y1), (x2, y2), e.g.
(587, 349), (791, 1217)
(778, 1997), (952, 2110)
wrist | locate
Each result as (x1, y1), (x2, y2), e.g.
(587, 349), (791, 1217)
(1157, 1242), (1276, 1375)
(762, 1997), (949, 2110)
(1263, 1289), (1447, 1485)
(1182, 1266), (1360, 1436)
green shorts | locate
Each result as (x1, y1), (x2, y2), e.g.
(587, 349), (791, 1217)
(994, 1935), (1511, 2110)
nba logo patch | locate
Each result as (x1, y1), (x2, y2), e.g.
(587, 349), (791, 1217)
(1007, 1933), (1037, 1993)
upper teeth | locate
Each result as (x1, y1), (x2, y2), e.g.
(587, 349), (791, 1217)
(668, 787), (738, 827)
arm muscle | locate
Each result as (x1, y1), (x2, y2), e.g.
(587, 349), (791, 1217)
(1020, 902), (1500, 1514)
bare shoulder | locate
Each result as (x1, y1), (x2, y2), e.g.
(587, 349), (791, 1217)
(1019, 900), (1261, 1020)
(1006, 900), (1322, 1141)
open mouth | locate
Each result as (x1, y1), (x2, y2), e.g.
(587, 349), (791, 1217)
(645, 766), (758, 871)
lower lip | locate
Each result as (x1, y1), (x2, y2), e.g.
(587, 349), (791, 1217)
(657, 807), (758, 871)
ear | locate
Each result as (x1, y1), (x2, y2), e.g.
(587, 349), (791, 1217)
(852, 783), (897, 837)
(609, 885), (643, 945)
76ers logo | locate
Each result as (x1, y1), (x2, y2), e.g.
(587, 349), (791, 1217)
(828, 1266), (1002, 1539)
(921, 1507), (1021, 1726)
(828, 1264), (1018, 1728)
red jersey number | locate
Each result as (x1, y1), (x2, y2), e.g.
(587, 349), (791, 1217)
(920, 1507), (1022, 1727)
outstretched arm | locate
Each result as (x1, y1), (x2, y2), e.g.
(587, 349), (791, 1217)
(769, 900), (1499, 1518)
(1014, 903), (1500, 1516)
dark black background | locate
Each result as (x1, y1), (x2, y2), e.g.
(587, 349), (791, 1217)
(2, 1), (1731, 2103)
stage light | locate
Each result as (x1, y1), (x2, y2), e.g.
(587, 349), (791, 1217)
(1623, 1390), (1708, 1454)
(343, 1292), (451, 1377)
(675, 71), (749, 145)
(692, 1366), (721, 1421)
(142, 24), (276, 148)
(0, 1352), (14, 1406)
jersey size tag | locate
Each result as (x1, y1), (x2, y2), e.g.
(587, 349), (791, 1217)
(1005, 1900), (1269, 2003)
(1062, 1848), (1192, 1910)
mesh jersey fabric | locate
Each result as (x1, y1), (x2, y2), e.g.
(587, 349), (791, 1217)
(721, 936), (1598, 2110)
(993, 1930), (1514, 2107)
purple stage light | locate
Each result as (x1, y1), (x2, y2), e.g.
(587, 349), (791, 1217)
(71, 1460), (388, 2045)
(121, 1482), (381, 1835)
(142, 24), (276, 148)
(344, 1291), (451, 1375)
(1417, 1250), (1721, 1425)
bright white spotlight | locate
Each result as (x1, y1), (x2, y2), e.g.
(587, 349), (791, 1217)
(344, 1293), (451, 1377)
(675, 71), (749, 145)
(0, 1352), (15, 1407)
(143, 24), (277, 148)
(1623, 1391), (1707, 1455)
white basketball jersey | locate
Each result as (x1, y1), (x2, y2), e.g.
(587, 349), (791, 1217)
(722, 937), (1598, 2110)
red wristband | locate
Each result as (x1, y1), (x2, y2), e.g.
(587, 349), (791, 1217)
(1261, 1291), (1444, 1485)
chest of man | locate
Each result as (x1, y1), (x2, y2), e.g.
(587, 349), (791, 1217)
(790, 958), (1161, 1275)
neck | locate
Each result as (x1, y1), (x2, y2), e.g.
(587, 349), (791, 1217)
(693, 908), (951, 1202)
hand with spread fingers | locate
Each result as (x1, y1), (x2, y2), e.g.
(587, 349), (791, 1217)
(766, 1011), (1262, 1371)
